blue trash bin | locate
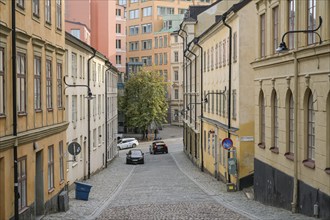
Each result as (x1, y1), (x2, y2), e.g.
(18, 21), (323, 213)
(74, 181), (92, 201)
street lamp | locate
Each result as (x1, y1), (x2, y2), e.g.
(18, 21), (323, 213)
(276, 16), (323, 53)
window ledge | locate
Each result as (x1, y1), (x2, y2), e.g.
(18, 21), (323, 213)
(47, 108), (53, 112)
(303, 159), (315, 169)
(48, 188), (55, 194)
(93, 147), (97, 151)
(0, 114), (6, 119)
(269, 146), (279, 154)
(325, 168), (330, 175)
(18, 112), (27, 117)
(258, 143), (265, 149)
(284, 152), (294, 161)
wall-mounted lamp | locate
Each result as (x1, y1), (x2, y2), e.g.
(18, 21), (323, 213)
(276, 16), (323, 53)
(64, 76), (95, 100)
(204, 88), (227, 103)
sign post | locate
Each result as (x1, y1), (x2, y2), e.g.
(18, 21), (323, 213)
(68, 142), (82, 162)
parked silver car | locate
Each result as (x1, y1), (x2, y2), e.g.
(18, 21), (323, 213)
(117, 138), (139, 150)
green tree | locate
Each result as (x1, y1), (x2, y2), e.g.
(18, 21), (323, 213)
(120, 69), (168, 136)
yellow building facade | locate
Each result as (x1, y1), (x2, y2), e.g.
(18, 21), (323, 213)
(0, 0), (68, 219)
(252, 0), (330, 218)
(181, 0), (256, 189)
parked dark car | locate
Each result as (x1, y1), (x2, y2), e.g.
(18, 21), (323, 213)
(149, 140), (164, 154)
(126, 149), (144, 164)
(150, 142), (168, 154)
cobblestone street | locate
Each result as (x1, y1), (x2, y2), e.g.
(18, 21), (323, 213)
(44, 126), (314, 220)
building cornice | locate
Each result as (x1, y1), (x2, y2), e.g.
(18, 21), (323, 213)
(0, 122), (69, 151)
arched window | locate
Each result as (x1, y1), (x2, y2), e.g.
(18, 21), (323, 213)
(307, 92), (315, 161)
(272, 90), (279, 150)
(286, 91), (294, 154)
(259, 90), (265, 147)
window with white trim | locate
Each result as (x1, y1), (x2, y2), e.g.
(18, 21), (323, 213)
(33, 0), (39, 17)
(142, 23), (152, 34)
(48, 145), (54, 190)
(143, 7), (152, 17)
(71, 52), (77, 78)
(129, 9), (139, 19)
(288, 92), (294, 154)
(307, 92), (315, 160)
(272, 91), (279, 149)
(260, 14), (266, 57)
(17, 53), (26, 113)
(34, 56), (41, 110)
(288, 0), (296, 49)
(56, 0), (62, 29)
(18, 157), (27, 210)
(273, 6), (279, 53)
(57, 62), (62, 108)
(260, 91), (265, 146)
(72, 95), (77, 125)
(59, 141), (64, 181)
(129, 25), (139, 35)
(45, 0), (51, 24)
(307, 0), (317, 45)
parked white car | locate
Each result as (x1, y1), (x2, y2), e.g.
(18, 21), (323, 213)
(117, 138), (139, 150)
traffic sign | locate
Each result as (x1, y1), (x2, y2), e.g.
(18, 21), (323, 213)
(222, 138), (233, 150)
(68, 142), (82, 156)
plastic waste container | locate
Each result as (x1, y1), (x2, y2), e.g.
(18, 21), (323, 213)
(74, 181), (92, 201)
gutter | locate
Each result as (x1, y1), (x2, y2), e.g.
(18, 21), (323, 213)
(104, 60), (112, 169)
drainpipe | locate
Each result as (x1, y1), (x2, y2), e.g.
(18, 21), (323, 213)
(184, 49), (192, 152)
(87, 48), (96, 179)
(178, 24), (187, 141)
(12, 1), (19, 219)
(187, 42), (199, 160)
(105, 61), (112, 169)
(194, 37), (204, 172)
(222, 14), (232, 184)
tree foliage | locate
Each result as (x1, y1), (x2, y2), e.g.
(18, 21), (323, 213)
(119, 70), (168, 131)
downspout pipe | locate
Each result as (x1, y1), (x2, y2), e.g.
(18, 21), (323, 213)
(194, 37), (204, 172)
(105, 61), (112, 169)
(184, 49), (192, 123)
(187, 42), (199, 160)
(187, 42), (198, 130)
(87, 48), (96, 179)
(179, 25), (188, 122)
(222, 14), (232, 184)
(12, 1), (19, 218)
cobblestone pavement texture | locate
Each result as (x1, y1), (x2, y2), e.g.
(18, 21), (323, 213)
(44, 125), (315, 220)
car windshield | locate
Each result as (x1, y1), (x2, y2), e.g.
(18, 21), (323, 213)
(131, 150), (142, 157)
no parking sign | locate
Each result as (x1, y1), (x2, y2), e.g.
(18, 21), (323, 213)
(222, 138), (233, 150)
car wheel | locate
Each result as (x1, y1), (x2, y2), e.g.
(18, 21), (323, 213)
(117, 146), (121, 150)
(141, 160), (144, 164)
(126, 160), (129, 164)
(132, 144), (136, 148)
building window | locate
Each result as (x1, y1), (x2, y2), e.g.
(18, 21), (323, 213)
(288, 0), (296, 49)
(307, 0), (317, 45)
(159, 36), (163, 48)
(59, 141), (64, 182)
(260, 14), (266, 57)
(233, 32), (237, 62)
(164, 53), (167, 65)
(141, 56), (152, 66)
(232, 90), (237, 119)
(143, 7), (152, 17)
(157, 7), (174, 16)
(174, 71), (178, 81)
(17, 53), (26, 113)
(71, 52), (77, 78)
(259, 91), (265, 147)
(71, 29), (80, 39)
(207, 49), (210, 71)
(56, 0), (62, 29)
(154, 37), (158, 48)
(119, 0), (126, 5)
(48, 145), (54, 190)
(129, 41), (139, 51)
(307, 92), (315, 161)
(288, 92), (294, 154)
(164, 36), (168, 47)
(142, 40), (152, 50)
(17, 0), (24, 8)
(33, 0), (39, 17)
(211, 47), (214, 70)
(98, 126), (102, 145)
(154, 54), (158, 65)
(45, 0), (51, 24)
(219, 41), (222, 67)
(46, 59), (52, 109)
(129, 9), (139, 19)
(72, 95), (77, 125)
(326, 93), (330, 169)
(204, 130), (206, 151)
(116, 24), (121, 34)
(129, 25), (139, 35)
(116, 9), (121, 16)
(222, 40), (226, 66)
(116, 39), (121, 49)
(159, 53), (163, 65)
(18, 157), (27, 210)
(215, 44), (218, 68)
(203, 51), (206, 72)
(178, 8), (187, 15)
(273, 6), (279, 53)
(34, 56), (41, 110)
(57, 63), (62, 108)
(142, 23), (152, 34)
(0, 48), (4, 115)
(164, 20), (172, 29)
(116, 55), (121, 65)
(272, 91), (279, 149)
(130, 0), (138, 3)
